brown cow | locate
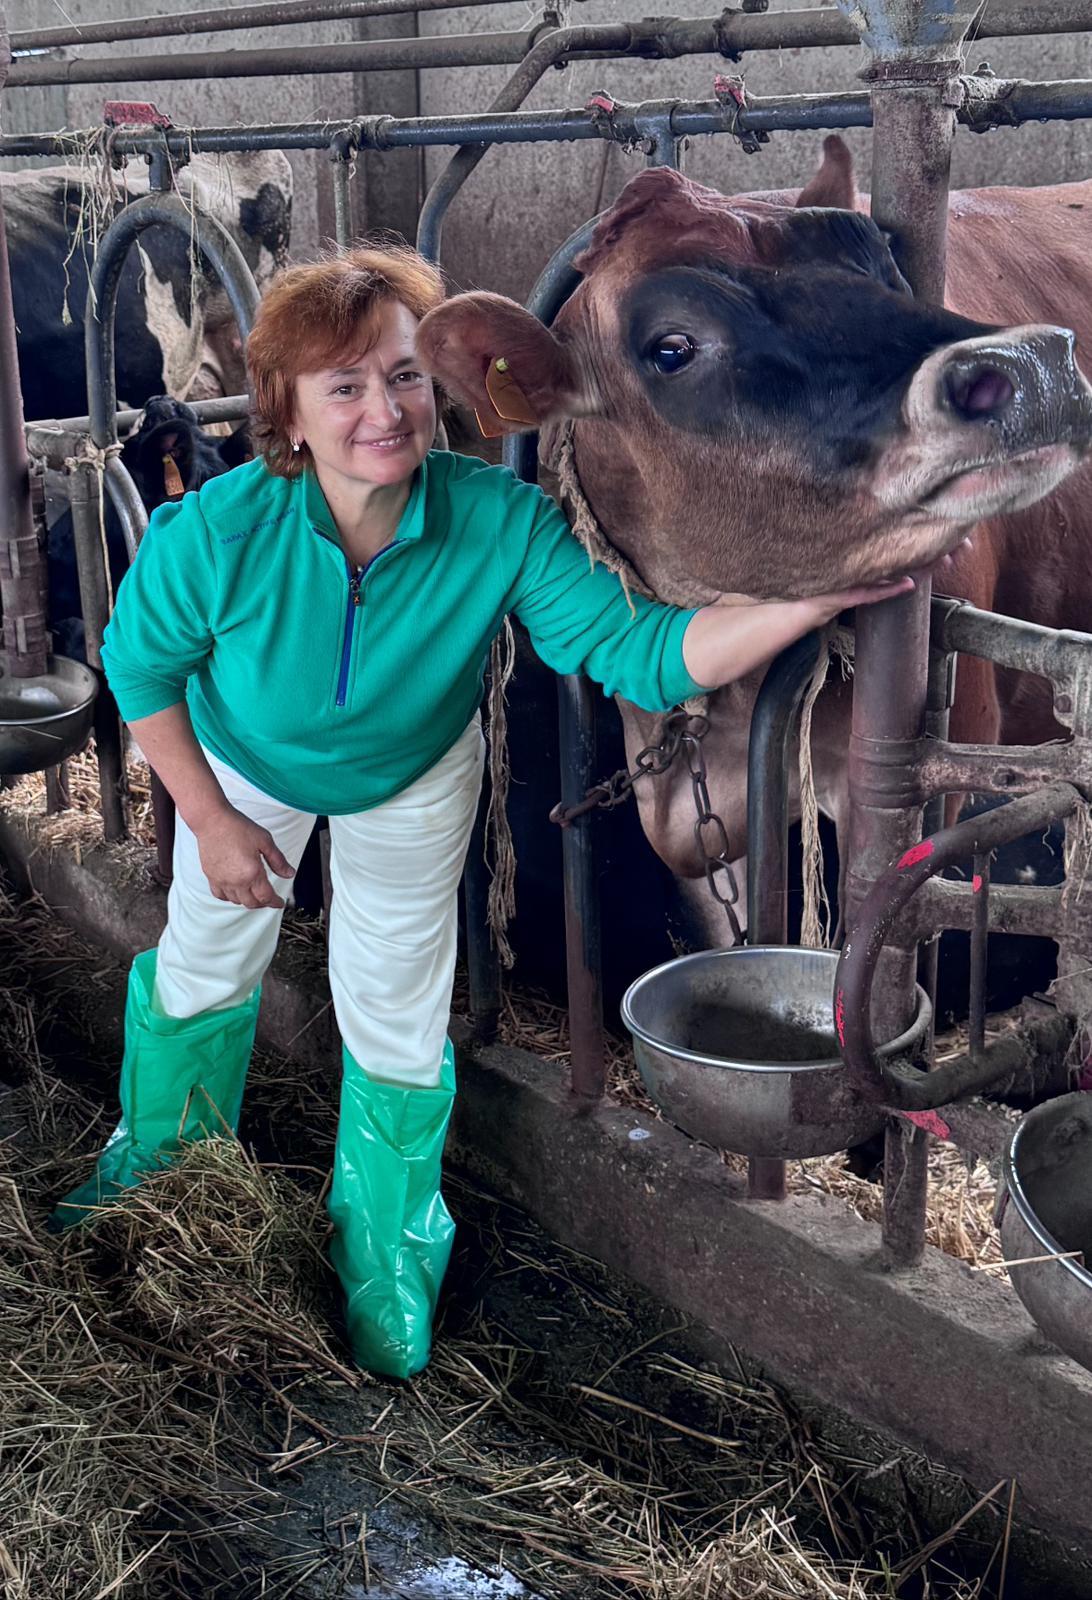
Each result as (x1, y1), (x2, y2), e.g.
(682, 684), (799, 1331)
(419, 140), (1092, 937)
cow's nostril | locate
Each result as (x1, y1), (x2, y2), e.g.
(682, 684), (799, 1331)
(947, 366), (1016, 421)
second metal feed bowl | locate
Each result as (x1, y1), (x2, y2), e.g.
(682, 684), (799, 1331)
(1001, 1092), (1092, 1377)
(622, 946), (931, 1160)
(0, 656), (98, 776)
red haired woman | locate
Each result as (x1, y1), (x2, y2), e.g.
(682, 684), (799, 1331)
(55, 245), (909, 1378)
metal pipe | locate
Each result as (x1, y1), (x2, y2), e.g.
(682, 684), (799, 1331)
(86, 194), (259, 448)
(9, 79), (1092, 161)
(33, 394), (250, 436)
(0, 78), (48, 679)
(67, 460), (127, 840)
(914, 877), (1062, 940)
(13, 0), (1092, 60)
(968, 851), (990, 1057)
(12, 0), (564, 53)
(837, 783), (1082, 1111)
(66, 465), (111, 671)
(330, 144), (355, 250)
(463, 790), (500, 1044)
(746, 631), (824, 948)
(417, 21), (648, 261)
(557, 672), (605, 1102)
(840, 0), (972, 1271)
(9, 26), (571, 88)
(104, 455), (150, 566)
(0, 95), (872, 157)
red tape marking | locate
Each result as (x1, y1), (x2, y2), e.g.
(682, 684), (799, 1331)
(898, 840), (934, 871)
(972, 873), (984, 893)
(104, 100), (172, 128)
(903, 1109), (951, 1139)
(834, 988), (846, 1048)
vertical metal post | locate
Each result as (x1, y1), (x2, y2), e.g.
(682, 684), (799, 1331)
(558, 672), (605, 1101)
(0, 35), (48, 682)
(329, 137), (355, 248)
(68, 460), (126, 840)
(745, 629), (824, 1200)
(839, 0), (973, 1267)
(968, 852), (990, 1056)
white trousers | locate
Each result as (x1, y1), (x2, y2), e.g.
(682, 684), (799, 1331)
(154, 717), (485, 1087)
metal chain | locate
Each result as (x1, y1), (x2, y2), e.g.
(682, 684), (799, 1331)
(550, 709), (743, 944)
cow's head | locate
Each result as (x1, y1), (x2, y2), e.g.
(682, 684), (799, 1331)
(419, 139), (1092, 601)
(122, 396), (250, 511)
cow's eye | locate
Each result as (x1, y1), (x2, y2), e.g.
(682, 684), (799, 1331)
(649, 334), (696, 374)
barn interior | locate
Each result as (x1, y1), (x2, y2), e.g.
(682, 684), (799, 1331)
(3, 1), (1092, 1596)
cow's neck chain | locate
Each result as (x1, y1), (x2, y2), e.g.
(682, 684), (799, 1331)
(549, 420), (742, 945)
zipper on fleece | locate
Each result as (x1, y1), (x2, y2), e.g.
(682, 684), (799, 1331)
(335, 562), (363, 708)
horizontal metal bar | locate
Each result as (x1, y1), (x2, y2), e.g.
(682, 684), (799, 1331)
(12, 0), (555, 53)
(8, 28), (549, 87)
(7, 77), (1092, 153)
(12, 0), (1092, 59)
(932, 595), (1092, 692)
(917, 738), (1092, 802)
(912, 877), (1064, 940)
(27, 394), (250, 436)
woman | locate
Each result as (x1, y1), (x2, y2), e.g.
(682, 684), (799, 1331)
(54, 245), (911, 1379)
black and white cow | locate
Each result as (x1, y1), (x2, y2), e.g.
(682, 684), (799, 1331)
(48, 396), (250, 662)
(4, 150), (291, 421)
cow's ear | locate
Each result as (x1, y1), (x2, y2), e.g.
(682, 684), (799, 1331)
(417, 292), (596, 438)
(795, 135), (858, 211)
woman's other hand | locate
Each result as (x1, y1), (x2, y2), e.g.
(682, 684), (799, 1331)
(195, 809), (296, 909)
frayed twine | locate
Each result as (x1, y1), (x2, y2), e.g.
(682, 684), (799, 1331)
(799, 626), (854, 949)
(1054, 794), (1092, 1073)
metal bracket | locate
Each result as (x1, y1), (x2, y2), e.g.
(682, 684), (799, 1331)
(713, 73), (769, 153)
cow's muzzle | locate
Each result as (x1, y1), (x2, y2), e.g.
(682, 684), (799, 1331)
(901, 324), (1092, 519)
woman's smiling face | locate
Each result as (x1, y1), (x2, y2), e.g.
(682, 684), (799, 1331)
(292, 299), (437, 491)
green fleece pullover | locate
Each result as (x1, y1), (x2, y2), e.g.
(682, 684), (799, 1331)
(101, 450), (703, 816)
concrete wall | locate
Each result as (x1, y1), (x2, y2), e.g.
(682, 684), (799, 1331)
(3, 0), (1091, 293)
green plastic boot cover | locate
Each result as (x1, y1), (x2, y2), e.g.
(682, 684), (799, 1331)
(51, 948), (260, 1228)
(328, 1040), (456, 1380)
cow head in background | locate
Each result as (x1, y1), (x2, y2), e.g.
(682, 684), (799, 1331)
(419, 139), (1092, 607)
(121, 395), (251, 510)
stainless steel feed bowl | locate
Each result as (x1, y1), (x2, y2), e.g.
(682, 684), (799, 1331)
(622, 946), (930, 1159)
(0, 656), (98, 775)
(1002, 1092), (1092, 1375)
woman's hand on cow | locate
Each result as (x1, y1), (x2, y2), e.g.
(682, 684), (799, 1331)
(798, 574), (916, 626)
(683, 576), (915, 691)
(194, 809), (296, 909)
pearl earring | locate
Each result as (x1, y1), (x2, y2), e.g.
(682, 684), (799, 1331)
(292, 441), (300, 453)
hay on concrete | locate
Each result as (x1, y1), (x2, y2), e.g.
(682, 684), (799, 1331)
(0, 743), (156, 874)
(0, 888), (1011, 1599)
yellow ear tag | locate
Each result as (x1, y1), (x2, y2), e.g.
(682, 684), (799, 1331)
(163, 454), (184, 498)
(475, 357), (539, 439)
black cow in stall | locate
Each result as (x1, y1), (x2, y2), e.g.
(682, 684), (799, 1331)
(3, 150), (291, 422)
(47, 397), (250, 663)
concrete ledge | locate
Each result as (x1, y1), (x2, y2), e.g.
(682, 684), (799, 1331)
(4, 808), (1092, 1557)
